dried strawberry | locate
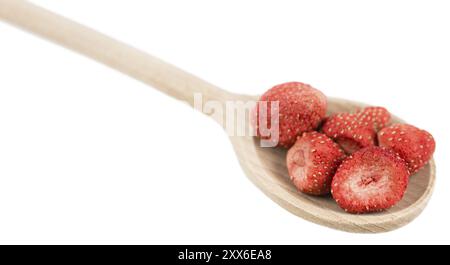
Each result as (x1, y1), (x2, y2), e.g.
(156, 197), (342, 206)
(331, 147), (409, 213)
(254, 82), (327, 148)
(378, 124), (435, 174)
(287, 132), (346, 195)
(322, 107), (391, 154)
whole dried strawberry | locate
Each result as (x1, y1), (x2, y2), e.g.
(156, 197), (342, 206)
(286, 132), (346, 195)
(378, 124), (435, 174)
(331, 147), (409, 214)
(322, 107), (391, 154)
(254, 82), (327, 148)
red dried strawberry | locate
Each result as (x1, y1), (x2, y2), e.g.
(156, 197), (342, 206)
(331, 147), (409, 213)
(378, 124), (435, 174)
(254, 82), (327, 148)
(322, 112), (376, 154)
(357, 106), (391, 131)
(322, 107), (391, 154)
(286, 132), (346, 195)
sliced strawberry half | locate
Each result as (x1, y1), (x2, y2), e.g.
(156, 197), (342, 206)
(331, 146), (409, 213)
(322, 112), (376, 154)
(286, 131), (346, 195)
(322, 107), (391, 154)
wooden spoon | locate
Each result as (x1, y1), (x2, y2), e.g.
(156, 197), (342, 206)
(0, 0), (435, 233)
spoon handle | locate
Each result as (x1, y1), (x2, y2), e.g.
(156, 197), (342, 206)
(0, 0), (232, 106)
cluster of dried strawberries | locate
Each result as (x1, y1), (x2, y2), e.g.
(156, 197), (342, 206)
(254, 82), (435, 213)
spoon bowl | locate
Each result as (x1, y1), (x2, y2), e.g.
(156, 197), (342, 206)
(229, 97), (435, 233)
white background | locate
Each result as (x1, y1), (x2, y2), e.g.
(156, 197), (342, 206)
(0, 0), (448, 244)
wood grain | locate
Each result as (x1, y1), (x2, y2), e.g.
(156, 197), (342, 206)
(0, 0), (435, 233)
